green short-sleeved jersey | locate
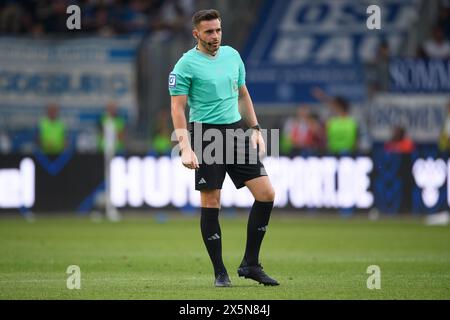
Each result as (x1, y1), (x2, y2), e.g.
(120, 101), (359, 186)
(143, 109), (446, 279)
(326, 116), (358, 153)
(168, 46), (245, 124)
(39, 117), (66, 154)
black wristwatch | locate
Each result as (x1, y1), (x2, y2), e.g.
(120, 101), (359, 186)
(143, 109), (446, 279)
(251, 124), (261, 131)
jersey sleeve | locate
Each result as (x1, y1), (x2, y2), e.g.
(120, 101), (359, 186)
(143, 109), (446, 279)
(168, 59), (191, 96)
(237, 52), (246, 87)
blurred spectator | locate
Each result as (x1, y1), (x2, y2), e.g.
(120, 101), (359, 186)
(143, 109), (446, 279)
(30, 22), (45, 38)
(119, 0), (151, 36)
(41, 0), (69, 34)
(38, 103), (67, 155)
(438, 1), (450, 39)
(438, 101), (450, 152)
(282, 106), (309, 155)
(0, 1), (24, 33)
(279, 132), (293, 156)
(312, 87), (358, 154)
(93, 5), (117, 37)
(0, 0), (193, 38)
(420, 25), (450, 59)
(365, 40), (390, 96)
(438, 16), (450, 40)
(281, 106), (325, 155)
(384, 125), (415, 154)
(307, 112), (326, 152)
(149, 0), (193, 42)
(150, 110), (173, 156)
(98, 102), (126, 154)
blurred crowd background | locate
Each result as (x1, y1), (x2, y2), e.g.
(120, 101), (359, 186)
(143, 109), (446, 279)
(0, 0), (193, 37)
(0, 0), (449, 157)
(0, 0), (261, 157)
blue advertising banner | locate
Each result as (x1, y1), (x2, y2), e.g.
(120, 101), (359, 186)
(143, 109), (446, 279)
(243, 0), (420, 104)
(390, 58), (450, 93)
(369, 94), (449, 143)
(0, 37), (139, 131)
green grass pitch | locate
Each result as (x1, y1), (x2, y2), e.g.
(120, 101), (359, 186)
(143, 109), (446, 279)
(0, 212), (449, 299)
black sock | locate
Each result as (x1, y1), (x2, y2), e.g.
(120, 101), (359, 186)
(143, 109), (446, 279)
(200, 207), (226, 276)
(242, 200), (274, 266)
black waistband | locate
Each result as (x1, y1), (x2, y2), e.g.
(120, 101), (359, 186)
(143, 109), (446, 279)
(189, 120), (242, 130)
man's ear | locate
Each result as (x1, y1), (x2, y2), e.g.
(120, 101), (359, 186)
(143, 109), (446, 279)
(192, 29), (198, 39)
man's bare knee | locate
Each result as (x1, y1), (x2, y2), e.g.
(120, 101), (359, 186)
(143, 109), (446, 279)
(256, 188), (275, 202)
(201, 190), (221, 208)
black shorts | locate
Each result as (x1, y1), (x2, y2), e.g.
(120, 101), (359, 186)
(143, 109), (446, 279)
(189, 120), (267, 190)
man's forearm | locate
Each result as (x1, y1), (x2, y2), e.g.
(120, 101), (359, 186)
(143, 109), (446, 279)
(239, 94), (259, 128)
(171, 107), (191, 152)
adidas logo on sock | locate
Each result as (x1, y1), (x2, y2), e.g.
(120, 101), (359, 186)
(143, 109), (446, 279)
(198, 178), (206, 184)
(258, 225), (268, 232)
(208, 233), (220, 240)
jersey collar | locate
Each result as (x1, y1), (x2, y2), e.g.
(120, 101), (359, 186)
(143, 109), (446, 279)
(195, 46), (221, 60)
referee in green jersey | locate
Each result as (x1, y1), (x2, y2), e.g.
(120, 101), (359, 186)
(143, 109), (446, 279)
(169, 9), (279, 287)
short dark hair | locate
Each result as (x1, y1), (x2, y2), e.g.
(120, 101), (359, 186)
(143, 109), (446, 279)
(333, 96), (350, 113)
(192, 9), (221, 27)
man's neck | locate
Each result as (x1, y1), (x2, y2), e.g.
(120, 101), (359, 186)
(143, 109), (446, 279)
(196, 44), (217, 57)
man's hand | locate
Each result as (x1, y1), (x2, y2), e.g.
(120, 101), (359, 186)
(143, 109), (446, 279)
(181, 147), (200, 169)
(250, 129), (266, 158)
(311, 86), (328, 102)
